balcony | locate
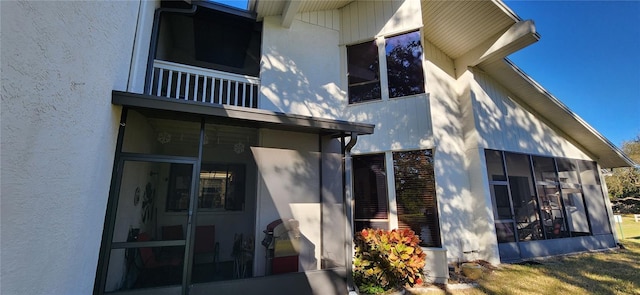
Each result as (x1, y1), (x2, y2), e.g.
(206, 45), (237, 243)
(149, 60), (260, 109)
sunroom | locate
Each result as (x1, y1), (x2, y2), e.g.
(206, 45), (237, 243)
(93, 91), (373, 295)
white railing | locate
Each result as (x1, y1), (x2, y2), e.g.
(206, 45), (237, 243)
(150, 60), (260, 108)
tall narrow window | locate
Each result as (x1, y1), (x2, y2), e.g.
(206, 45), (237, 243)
(556, 158), (590, 236)
(505, 152), (542, 241)
(385, 31), (425, 98)
(347, 41), (381, 104)
(353, 154), (389, 231)
(579, 160), (611, 234)
(533, 156), (568, 239)
(485, 150), (516, 243)
(393, 150), (441, 247)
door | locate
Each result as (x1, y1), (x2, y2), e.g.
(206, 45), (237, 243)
(98, 157), (198, 294)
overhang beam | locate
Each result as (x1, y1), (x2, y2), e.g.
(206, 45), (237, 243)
(112, 91), (375, 136)
(281, 0), (302, 28)
(455, 20), (539, 77)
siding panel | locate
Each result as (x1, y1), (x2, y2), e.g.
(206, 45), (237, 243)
(471, 70), (590, 160)
(341, 0), (422, 44)
(347, 95), (433, 153)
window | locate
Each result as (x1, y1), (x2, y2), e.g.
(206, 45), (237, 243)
(198, 163), (245, 211)
(347, 41), (381, 103)
(347, 31), (425, 104)
(353, 154), (389, 231)
(393, 150), (441, 247)
(385, 31), (425, 98)
(484, 150), (606, 243)
(166, 163), (246, 212)
(352, 150), (442, 247)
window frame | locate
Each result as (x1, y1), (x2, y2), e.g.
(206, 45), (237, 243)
(346, 29), (426, 105)
(484, 149), (602, 244)
(352, 149), (442, 248)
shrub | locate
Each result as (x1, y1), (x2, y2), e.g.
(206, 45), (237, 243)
(353, 228), (426, 294)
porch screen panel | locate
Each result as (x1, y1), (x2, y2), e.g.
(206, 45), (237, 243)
(485, 150), (506, 181)
(121, 109), (200, 157)
(106, 161), (190, 292)
(557, 158), (590, 236)
(393, 150), (441, 247)
(353, 154), (388, 231)
(504, 152), (543, 241)
(579, 160), (611, 234)
(533, 156), (568, 239)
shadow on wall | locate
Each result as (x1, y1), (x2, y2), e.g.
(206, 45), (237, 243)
(427, 64), (480, 262)
(471, 70), (586, 159)
(251, 145), (321, 276)
(259, 18), (345, 120)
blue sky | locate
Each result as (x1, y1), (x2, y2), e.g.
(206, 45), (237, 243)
(214, 0), (639, 148)
(505, 1), (640, 148)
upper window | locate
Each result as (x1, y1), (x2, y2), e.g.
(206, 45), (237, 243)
(347, 31), (425, 104)
(347, 41), (381, 103)
(385, 31), (425, 98)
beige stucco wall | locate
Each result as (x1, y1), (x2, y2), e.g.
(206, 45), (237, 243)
(0, 1), (143, 293)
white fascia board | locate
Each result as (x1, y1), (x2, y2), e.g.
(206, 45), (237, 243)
(455, 20), (540, 77)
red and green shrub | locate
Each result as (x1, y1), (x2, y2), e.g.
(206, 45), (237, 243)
(353, 228), (426, 294)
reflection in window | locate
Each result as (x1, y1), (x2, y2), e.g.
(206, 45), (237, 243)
(199, 164), (245, 211)
(393, 150), (440, 247)
(385, 31), (425, 98)
(347, 41), (381, 103)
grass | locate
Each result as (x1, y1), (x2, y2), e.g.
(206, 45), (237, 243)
(409, 214), (640, 295)
(615, 214), (640, 242)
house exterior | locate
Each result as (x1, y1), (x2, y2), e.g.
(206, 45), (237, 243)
(1, 1), (634, 295)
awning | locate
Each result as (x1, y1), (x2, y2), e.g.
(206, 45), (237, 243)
(112, 91), (375, 137)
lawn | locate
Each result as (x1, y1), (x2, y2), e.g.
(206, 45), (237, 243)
(411, 215), (640, 295)
(614, 214), (640, 242)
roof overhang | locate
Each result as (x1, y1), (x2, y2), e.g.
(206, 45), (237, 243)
(112, 91), (374, 137)
(249, 0), (353, 24)
(422, 0), (540, 77)
(477, 59), (636, 168)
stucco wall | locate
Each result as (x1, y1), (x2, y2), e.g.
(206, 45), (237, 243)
(1, 1), (140, 294)
(253, 130), (322, 275)
(422, 39), (479, 263)
(260, 16), (345, 119)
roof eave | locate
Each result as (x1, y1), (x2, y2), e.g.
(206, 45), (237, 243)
(484, 59), (636, 168)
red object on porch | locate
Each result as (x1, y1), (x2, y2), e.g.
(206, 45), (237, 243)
(272, 255), (298, 274)
(194, 225), (216, 254)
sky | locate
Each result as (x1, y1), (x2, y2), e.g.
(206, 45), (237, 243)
(214, 0), (640, 148)
(505, 1), (640, 148)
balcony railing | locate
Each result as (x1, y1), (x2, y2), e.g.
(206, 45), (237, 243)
(150, 60), (260, 108)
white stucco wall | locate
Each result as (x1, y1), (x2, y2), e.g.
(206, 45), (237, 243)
(1, 1), (142, 294)
(253, 130), (322, 275)
(421, 39), (480, 263)
(260, 16), (345, 119)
